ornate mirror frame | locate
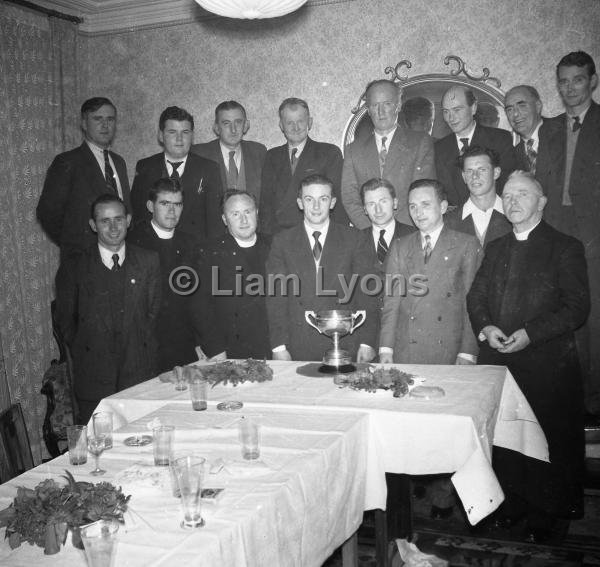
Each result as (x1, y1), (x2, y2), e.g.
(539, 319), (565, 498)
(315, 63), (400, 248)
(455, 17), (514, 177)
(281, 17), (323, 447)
(341, 55), (510, 150)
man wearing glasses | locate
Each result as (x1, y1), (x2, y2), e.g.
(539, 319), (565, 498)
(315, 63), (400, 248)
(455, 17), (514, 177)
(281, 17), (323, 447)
(341, 79), (435, 229)
(128, 178), (200, 373)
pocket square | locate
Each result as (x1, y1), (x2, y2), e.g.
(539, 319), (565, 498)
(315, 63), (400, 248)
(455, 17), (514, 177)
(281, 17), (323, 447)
(197, 177), (204, 194)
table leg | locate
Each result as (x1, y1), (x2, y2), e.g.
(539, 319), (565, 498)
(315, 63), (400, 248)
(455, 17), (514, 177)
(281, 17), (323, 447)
(341, 531), (358, 567)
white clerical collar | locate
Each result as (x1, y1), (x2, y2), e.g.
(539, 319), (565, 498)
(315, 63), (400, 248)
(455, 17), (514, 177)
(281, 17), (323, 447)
(98, 242), (125, 269)
(462, 194), (503, 219)
(454, 122), (476, 147)
(420, 222), (444, 249)
(289, 137), (308, 158)
(514, 220), (541, 240)
(164, 153), (188, 176)
(233, 234), (257, 248)
(150, 219), (175, 240)
(371, 218), (396, 242)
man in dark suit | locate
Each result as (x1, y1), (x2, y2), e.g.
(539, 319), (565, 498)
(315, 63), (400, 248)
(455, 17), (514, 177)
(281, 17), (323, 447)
(504, 85), (545, 175)
(379, 179), (482, 366)
(467, 171), (590, 541)
(444, 146), (512, 247)
(130, 106), (222, 241)
(37, 97), (130, 260)
(191, 100), (267, 201)
(127, 178), (199, 373)
(435, 86), (518, 206)
(55, 194), (161, 423)
(197, 190), (271, 360)
(266, 174), (376, 362)
(342, 79), (435, 229)
(539, 51), (600, 414)
(259, 98), (347, 234)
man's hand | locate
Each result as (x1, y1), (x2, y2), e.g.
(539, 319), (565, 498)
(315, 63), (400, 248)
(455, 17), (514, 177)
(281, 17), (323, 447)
(208, 351), (227, 362)
(482, 325), (509, 350)
(357, 345), (375, 363)
(498, 328), (530, 353)
(456, 355), (476, 365)
(272, 349), (292, 361)
(379, 352), (394, 364)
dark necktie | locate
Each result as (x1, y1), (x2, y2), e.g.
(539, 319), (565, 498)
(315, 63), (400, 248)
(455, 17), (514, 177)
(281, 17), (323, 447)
(423, 234), (432, 264)
(103, 149), (117, 193)
(290, 148), (298, 174)
(312, 231), (322, 262)
(572, 116), (581, 132)
(379, 136), (388, 175)
(168, 160), (183, 180)
(111, 253), (120, 271)
(459, 138), (469, 154)
(228, 151), (238, 188)
(376, 229), (388, 263)
(525, 138), (537, 174)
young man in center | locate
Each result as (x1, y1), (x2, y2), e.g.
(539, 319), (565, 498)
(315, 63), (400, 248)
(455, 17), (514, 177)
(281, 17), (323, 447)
(266, 173), (377, 362)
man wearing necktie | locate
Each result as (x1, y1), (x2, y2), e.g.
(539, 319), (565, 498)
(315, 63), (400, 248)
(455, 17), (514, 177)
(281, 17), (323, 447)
(37, 97), (130, 261)
(266, 174), (377, 362)
(55, 194), (161, 423)
(130, 106), (222, 241)
(537, 51), (600, 414)
(191, 100), (267, 202)
(259, 97), (347, 234)
(434, 86), (518, 206)
(379, 178), (482, 366)
(342, 79), (435, 229)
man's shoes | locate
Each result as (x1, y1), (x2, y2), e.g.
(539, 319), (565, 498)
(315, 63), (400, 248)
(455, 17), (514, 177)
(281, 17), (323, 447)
(430, 505), (454, 520)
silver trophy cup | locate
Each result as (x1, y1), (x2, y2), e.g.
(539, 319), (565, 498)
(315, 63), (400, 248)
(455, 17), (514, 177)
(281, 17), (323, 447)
(304, 309), (366, 372)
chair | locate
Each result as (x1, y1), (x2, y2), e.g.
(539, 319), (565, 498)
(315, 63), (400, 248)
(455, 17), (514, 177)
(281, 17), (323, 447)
(41, 300), (79, 458)
(0, 403), (34, 482)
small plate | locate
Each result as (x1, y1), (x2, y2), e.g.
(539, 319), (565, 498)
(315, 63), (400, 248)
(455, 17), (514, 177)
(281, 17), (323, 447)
(123, 435), (153, 446)
(216, 401), (243, 411)
(409, 386), (445, 399)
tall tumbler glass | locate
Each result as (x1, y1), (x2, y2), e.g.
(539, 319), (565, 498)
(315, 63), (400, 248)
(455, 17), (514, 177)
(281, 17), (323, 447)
(172, 456), (206, 528)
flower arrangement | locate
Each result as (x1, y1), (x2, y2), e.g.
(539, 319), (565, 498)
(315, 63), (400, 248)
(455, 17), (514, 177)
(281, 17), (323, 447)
(337, 367), (415, 397)
(0, 470), (130, 555)
(198, 359), (274, 387)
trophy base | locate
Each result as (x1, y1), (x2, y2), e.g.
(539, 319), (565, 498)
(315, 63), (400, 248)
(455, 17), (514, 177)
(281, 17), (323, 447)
(318, 363), (356, 374)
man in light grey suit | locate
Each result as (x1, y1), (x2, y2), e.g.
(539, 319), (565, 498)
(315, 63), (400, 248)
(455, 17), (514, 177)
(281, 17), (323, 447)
(191, 100), (266, 201)
(379, 179), (482, 365)
(341, 79), (435, 229)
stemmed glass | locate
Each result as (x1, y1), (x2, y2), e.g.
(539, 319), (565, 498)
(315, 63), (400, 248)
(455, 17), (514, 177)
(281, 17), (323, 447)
(88, 434), (107, 476)
(174, 365), (188, 391)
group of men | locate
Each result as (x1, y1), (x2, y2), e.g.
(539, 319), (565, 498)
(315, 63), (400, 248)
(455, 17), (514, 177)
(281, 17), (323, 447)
(36, 49), (598, 541)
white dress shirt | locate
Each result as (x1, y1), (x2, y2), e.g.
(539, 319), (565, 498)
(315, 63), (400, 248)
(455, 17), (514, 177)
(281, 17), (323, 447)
(86, 140), (124, 199)
(220, 142), (242, 172)
(374, 127), (397, 153)
(462, 194), (503, 245)
(98, 243), (125, 269)
(371, 219), (396, 251)
(164, 154), (188, 178)
(454, 123), (476, 150)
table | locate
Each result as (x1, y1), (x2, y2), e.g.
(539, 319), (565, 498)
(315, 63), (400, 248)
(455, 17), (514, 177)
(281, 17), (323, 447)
(0, 361), (548, 566)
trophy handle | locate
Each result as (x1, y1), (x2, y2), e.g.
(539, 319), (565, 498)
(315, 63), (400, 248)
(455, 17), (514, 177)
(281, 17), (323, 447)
(350, 310), (366, 334)
(304, 311), (322, 334)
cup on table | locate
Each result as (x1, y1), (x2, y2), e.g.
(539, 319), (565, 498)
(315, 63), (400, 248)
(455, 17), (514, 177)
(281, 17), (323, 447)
(153, 425), (175, 466)
(238, 416), (260, 460)
(92, 411), (113, 449)
(172, 455), (206, 528)
(66, 425), (88, 465)
(189, 375), (208, 411)
(80, 519), (119, 567)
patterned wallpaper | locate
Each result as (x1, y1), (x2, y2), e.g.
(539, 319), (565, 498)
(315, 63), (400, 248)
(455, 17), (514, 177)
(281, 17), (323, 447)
(78, 0), (600, 182)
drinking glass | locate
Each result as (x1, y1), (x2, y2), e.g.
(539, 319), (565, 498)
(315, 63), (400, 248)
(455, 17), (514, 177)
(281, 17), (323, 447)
(172, 456), (206, 528)
(88, 434), (107, 476)
(238, 416), (260, 460)
(190, 376), (208, 411)
(153, 425), (175, 466)
(67, 425), (88, 465)
(92, 411), (113, 449)
(174, 365), (188, 391)
(81, 519), (119, 567)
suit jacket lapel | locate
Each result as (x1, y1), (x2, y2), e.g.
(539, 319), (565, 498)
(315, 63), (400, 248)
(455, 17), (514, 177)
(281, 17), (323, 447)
(83, 247), (113, 332)
(81, 143), (110, 193)
(383, 128), (405, 175)
(122, 245), (141, 333)
(361, 134), (382, 178)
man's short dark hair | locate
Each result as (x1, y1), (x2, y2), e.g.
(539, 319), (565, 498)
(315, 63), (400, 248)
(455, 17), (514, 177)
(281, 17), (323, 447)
(557, 51), (597, 78)
(148, 177), (182, 203)
(505, 84), (541, 103)
(360, 178), (396, 204)
(474, 101), (499, 128)
(159, 106), (194, 131)
(408, 179), (447, 203)
(458, 145), (500, 169)
(221, 189), (257, 214)
(90, 193), (127, 220)
(443, 86), (477, 107)
(81, 97), (116, 118)
(215, 100), (247, 121)
(297, 173), (333, 198)
(278, 97), (310, 118)
(401, 97), (434, 128)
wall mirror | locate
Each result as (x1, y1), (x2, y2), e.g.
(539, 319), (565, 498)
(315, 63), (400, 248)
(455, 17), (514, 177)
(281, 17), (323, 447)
(341, 55), (510, 149)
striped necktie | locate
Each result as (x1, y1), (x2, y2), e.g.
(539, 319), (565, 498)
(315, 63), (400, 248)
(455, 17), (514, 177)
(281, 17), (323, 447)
(423, 234), (432, 264)
(376, 229), (388, 263)
(312, 231), (322, 262)
(103, 150), (117, 193)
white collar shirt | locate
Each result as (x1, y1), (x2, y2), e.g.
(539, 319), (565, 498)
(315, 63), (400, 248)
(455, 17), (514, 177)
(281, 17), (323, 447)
(420, 222), (444, 250)
(371, 219), (396, 250)
(98, 243), (125, 269)
(164, 154), (188, 178)
(462, 194), (503, 244)
(86, 140), (123, 199)
(220, 142), (242, 172)
(454, 122), (476, 150)
(289, 138), (308, 160)
(304, 219), (330, 265)
(374, 126), (397, 153)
